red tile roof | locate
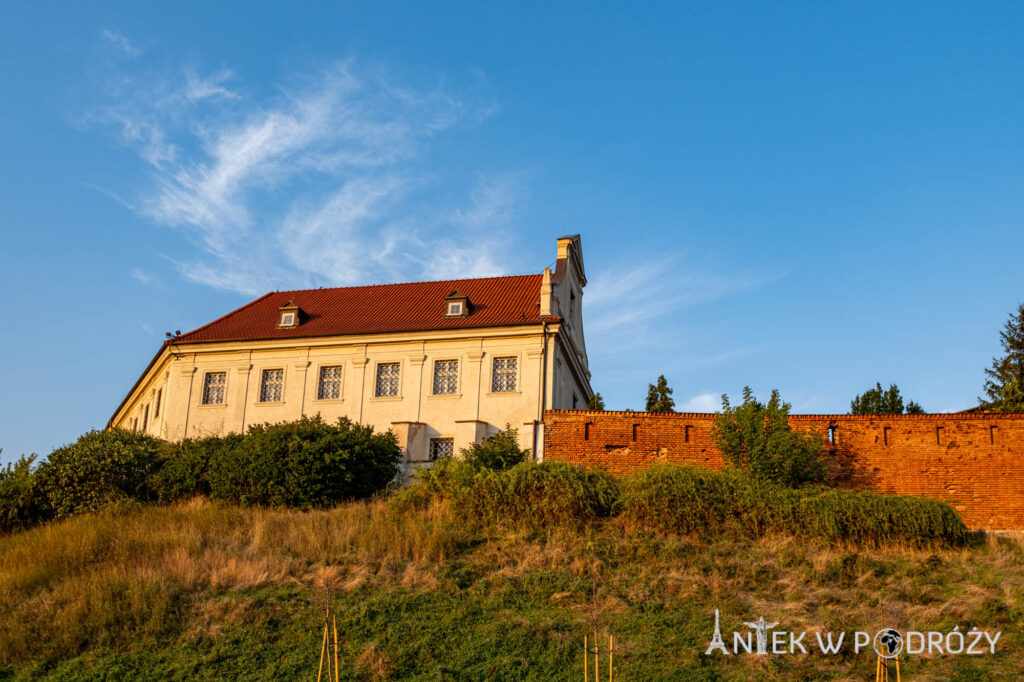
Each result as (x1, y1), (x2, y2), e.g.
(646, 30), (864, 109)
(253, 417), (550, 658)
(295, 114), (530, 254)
(173, 273), (555, 345)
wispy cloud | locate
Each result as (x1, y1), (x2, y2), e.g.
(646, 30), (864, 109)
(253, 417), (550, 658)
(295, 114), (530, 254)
(678, 393), (720, 412)
(586, 259), (780, 334)
(131, 268), (162, 288)
(87, 45), (512, 295)
(583, 259), (785, 359)
(101, 29), (139, 57)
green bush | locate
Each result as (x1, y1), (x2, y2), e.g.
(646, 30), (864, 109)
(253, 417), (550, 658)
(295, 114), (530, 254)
(459, 424), (530, 470)
(797, 489), (969, 546)
(152, 434), (242, 502)
(619, 464), (968, 547)
(0, 454), (44, 533)
(712, 387), (827, 487)
(34, 430), (167, 521)
(400, 458), (619, 530)
(618, 464), (798, 539)
(205, 416), (401, 508)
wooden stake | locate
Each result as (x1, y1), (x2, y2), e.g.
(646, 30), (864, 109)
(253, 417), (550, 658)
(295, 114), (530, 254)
(594, 630), (600, 682)
(333, 614), (340, 682)
(608, 634), (613, 682)
(317, 624), (328, 682)
(583, 635), (588, 682)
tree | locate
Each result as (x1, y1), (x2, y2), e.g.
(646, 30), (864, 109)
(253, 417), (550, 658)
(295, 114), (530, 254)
(460, 424), (531, 470)
(645, 375), (675, 412)
(981, 303), (1024, 413)
(35, 429), (168, 520)
(850, 382), (924, 415)
(711, 387), (826, 488)
(586, 392), (605, 410)
(0, 453), (43, 533)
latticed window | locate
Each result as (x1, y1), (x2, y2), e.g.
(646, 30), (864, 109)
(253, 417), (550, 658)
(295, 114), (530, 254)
(492, 356), (517, 392)
(259, 369), (284, 402)
(317, 366), (343, 400)
(432, 360), (459, 395)
(429, 438), (454, 461)
(375, 362), (400, 397)
(202, 372), (226, 405)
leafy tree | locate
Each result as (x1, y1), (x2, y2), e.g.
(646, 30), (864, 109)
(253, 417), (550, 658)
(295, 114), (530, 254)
(850, 382), (924, 415)
(981, 303), (1024, 413)
(205, 416), (401, 508)
(711, 387), (826, 488)
(0, 453), (43, 533)
(586, 392), (605, 410)
(151, 434), (243, 502)
(460, 424), (531, 471)
(34, 429), (168, 520)
(645, 375), (675, 413)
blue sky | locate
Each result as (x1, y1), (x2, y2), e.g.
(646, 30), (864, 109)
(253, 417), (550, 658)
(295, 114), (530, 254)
(2, 2), (1023, 462)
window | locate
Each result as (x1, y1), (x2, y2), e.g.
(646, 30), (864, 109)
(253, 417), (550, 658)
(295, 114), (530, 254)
(142, 404), (149, 431)
(443, 291), (469, 317)
(259, 369), (284, 402)
(202, 372), (226, 405)
(317, 366), (343, 400)
(433, 360), (459, 395)
(277, 301), (301, 327)
(569, 290), (577, 321)
(375, 362), (401, 397)
(154, 388), (162, 418)
(491, 356), (517, 392)
(429, 438), (454, 461)
(132, 417), (138, 431)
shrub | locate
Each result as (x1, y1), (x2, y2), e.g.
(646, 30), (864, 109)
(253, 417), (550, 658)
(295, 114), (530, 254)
(797, 489), (969, 546)
(0, 454), (44, 533)
(712, 387), (827, 487)
(152, 434), (242, 502)
(459, 424), (530, 470)
(34, 430), (168, 521)
(619, 464), (968, 547)
(618, 465), (797, 539)
(400, 458), (620, 530)
(205, 416), (401, 508)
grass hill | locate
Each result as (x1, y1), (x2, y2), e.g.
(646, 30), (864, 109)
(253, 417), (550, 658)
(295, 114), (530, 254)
(1, 490), (1022, 680)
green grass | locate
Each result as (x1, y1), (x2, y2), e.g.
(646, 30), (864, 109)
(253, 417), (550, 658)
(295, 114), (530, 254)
(0, 494), (1021, 680)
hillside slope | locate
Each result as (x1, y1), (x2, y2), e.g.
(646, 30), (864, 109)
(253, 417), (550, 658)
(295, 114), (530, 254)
(0, 499), (1021, 680)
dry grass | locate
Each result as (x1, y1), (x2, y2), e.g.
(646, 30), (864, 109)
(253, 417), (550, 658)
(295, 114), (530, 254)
(0, 497), (467, 666)
(1, 499), (1022, 679)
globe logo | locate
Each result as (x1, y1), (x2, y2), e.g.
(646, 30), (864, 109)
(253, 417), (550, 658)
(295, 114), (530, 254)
(873, 629), (904, 659)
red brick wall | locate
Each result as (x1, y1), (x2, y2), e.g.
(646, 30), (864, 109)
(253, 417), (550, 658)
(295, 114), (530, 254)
(542, 410), (1024, 530)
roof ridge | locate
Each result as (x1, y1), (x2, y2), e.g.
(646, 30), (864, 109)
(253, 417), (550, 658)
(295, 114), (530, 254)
(172, 291), (276, 344)
(270, 271), (542, 296)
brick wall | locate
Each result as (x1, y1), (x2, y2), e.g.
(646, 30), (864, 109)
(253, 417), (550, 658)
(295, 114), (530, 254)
(542, 410), (1024, 530)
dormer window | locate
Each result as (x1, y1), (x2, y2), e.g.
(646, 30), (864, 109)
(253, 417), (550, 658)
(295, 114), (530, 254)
(443, 290), (470, 318)
(278, 300), (301, 328)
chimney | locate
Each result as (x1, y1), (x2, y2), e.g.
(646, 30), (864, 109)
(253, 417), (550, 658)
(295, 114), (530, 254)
(539, 267), (553, 316)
